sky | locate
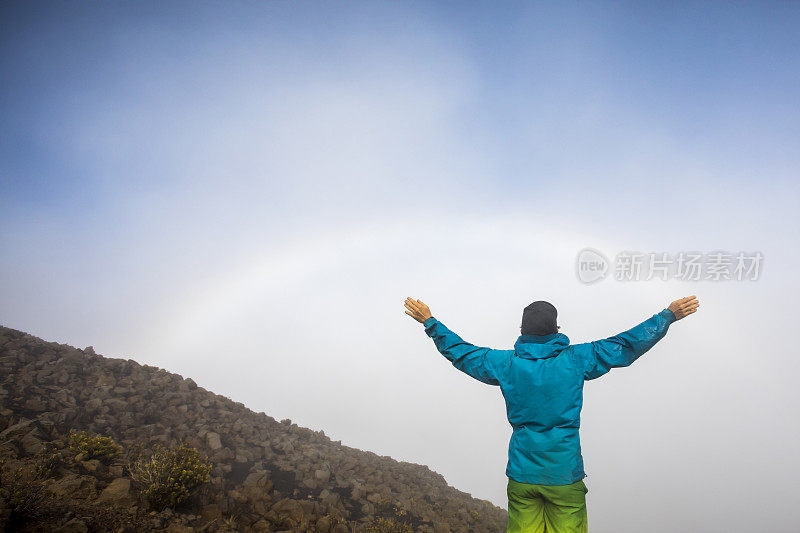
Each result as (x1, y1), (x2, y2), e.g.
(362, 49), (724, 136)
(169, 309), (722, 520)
(2, 1), (799, 531)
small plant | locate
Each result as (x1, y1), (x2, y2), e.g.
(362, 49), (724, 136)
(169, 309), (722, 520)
(470, 509), (481, 520)
(68, 430), (121, 461)
(32, 443), (62, 478)
(272, 515), (290, 528)
(368, 499), (414, 533)
(428, 501), (441, 512)
(375, 496), (393, 513)
(321, 513), (347, 526)
(220, 514), (238, 530)
(128, 441), (212, 511)
(366, 517), (414, 533)
(0, 464), (51, 518)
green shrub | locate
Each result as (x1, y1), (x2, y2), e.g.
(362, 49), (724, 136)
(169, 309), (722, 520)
(366, 517), (414, 533)
(272, 515), (289, 528)
(32, 443), (62, 478)
(375, 496), (393, 513)
(68, 430), (121, 461)
(320, 513), (347, 526)
(369, 496), (413, 532)
(128, 442), (212, 511)
(0, 463), (51, 517)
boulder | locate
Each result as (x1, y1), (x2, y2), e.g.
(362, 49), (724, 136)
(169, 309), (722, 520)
(0, 418), (34, 440)
(79, 459), (101, 473)
(24, 397), (48, 411)
(49, 473), (97, 499)
(271, 497), (306, 524)
(315, 516), (332, 532)
(252, 519), (271, 531)
(53, 518), (89, 533)
(60, 350), (84, 365)
(206, 432), (222, 451)
(20, 429), (45, 454)
(97, 477), (134, 506)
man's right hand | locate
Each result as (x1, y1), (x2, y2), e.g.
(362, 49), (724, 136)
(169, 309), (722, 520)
(668, 295), (700, 320)
(404, 297), (433, 324)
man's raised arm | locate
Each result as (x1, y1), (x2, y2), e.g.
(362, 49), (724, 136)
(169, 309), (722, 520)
(572, 295), (700, 381)
(404, 297), (502, 386)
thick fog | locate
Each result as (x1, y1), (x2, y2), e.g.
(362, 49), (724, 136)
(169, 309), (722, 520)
(2, 2), (799, 531)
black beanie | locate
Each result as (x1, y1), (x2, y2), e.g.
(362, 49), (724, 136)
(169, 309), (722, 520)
(521, 301), (558, 336)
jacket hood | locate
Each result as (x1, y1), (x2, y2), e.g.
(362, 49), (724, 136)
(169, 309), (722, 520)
(514, 332), (571, 360)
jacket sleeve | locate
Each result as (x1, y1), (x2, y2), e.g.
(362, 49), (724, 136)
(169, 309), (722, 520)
(572, 308), (677, 381)
(423, 317), (502, 386)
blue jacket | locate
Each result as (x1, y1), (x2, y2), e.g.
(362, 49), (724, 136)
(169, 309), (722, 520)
(422, 308), (677, 485)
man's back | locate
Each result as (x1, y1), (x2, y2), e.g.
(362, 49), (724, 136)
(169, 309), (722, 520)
(417, 305), (682, 485)
(500, 333), (585, 485)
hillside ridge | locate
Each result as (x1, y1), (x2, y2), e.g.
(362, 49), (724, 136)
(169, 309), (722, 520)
(0, 325), (507, 532)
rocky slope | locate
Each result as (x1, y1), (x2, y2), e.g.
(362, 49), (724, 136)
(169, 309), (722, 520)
(0, 325), (507, 532)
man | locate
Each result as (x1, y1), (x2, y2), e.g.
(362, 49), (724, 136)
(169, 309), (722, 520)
(404, 295), (700, 533)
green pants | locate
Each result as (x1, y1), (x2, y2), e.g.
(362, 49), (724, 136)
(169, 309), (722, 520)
(507, 477), (589, 533)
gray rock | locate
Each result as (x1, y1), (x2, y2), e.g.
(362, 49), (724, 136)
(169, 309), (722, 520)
(206, 431), (222, 450)
(79, 459), (101, 472)
(315, 516), (332, 532)
(0, 418), (34, 440)
(24, 397), (48, 411)
(60, 350), (84, 365)
(49, 473), (96, 499)
(53, 518), (88, 533)
(97, 477), (134, 505)
(20, 429), (45, 454)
